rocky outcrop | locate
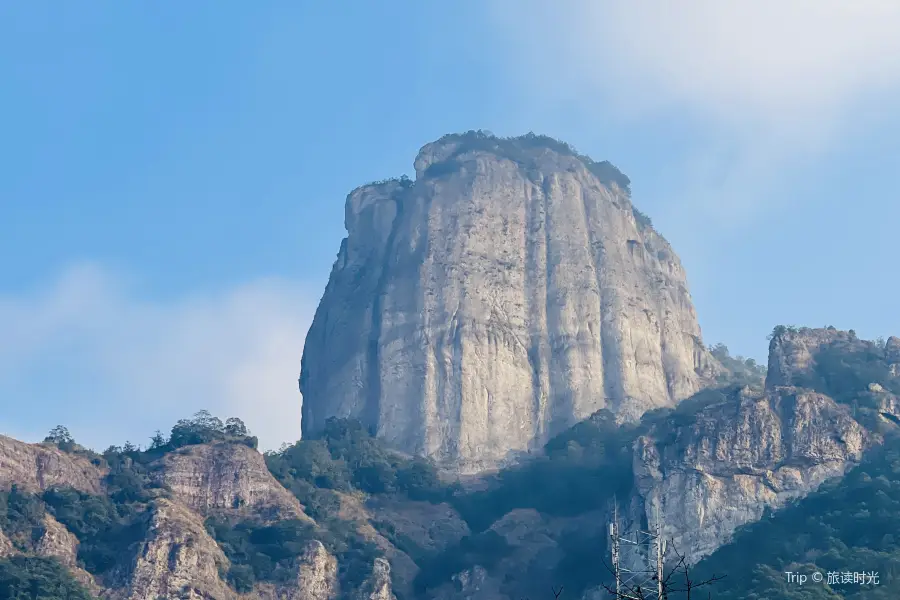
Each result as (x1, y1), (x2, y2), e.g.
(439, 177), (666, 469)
(766, 327), (851, 388)
(433, 565), (502, 600)
(255, 540), (340, 600)
(0, 528), (13, 558)
(0, 437), (406, 600)
(0, 435), (103, 494)
(152, 442), (309, 521)
(301, 132), (715, 472)
(122, 498), (235, 600)
(293, 541), (339, 600)
(766, 327), (900, 391)
(355, 557), (396, 600)
(35, 513), (80, 568)
(628, 385), (870, 565)
(35, 514), (98, 591)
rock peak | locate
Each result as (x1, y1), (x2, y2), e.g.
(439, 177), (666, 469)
(413, 130), (632, 194)
(765, 326), (894, 390)
(301, 133), (714, 473)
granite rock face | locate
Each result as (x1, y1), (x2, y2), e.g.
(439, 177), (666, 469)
(292, 541), (339, 600)
(35, 514), (99, 591)
(355, 557), (397, 600)
(628, 386), (869, 566)
(0, 436), (401, 600)
(626, 327), (900, 567)
(121, 498), (236, 600)
(0, 435), (103, 494)
(35, 513), (81, 568)
(255, 540), (340, 600)
(301, 132), (715, 472)
(151, 441), (309, 521)
(0, 528), (13, 558)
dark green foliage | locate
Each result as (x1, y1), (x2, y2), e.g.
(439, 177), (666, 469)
(452, 410), (634, 533)
(43, 426), (76, 453)
(206, 515), (381, 593)
(265, 418), (449, 503)
(0, 556), (95, 600)
(710, 342), (767, 387)
(769, 336), (900, 410)
(413, 530), (512, 595)
(0, 486), (46, 551)
(812, 341), (900, 401)
(422, 130), (631, 193)
(101, 448), (168, 505)
(689, 436), (900, 599)
(41, 488), (148, 576)
(364, 175), (414, 189)
(631, 206), (652, 228)
(205, 517), (318, 588)
(264, 419), (452, 593)
(166, 410), (257, 450)
(552, 530), (609, 597)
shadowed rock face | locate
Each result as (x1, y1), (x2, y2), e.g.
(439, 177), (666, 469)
(301, 132), (715, 473)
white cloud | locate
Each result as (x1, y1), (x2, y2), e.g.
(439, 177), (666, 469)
(0, 264), (317, 452)
(488, 1), (900, 218)
(492, 1), (900, 133)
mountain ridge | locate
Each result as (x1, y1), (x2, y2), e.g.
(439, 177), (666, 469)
(5, 326), (899, 599)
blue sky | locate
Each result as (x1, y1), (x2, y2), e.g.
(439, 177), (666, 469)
(3, 2), (900, 451)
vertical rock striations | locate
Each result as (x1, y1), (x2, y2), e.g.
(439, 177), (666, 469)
(301, 132), (715, 472)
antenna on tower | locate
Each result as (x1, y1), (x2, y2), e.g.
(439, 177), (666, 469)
(609, 497), (667, 599)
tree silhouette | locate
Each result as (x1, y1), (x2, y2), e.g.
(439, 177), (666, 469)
(43, 425), (75, 451)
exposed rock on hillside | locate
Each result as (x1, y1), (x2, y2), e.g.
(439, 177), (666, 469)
(630, 386), (870, 565)
(122, 498), (234, 600)
(35, 513), (80, 568)
(355, 557), (397, 600)
(0, 435), (103, 494)
(293, 540), (339, 600)
(0, 528), (13, 558)
(152, 441), (309, 521)
(301, 131), (716, 472)
(766, 327), (900, 391)
(255, 540), (340, 600)
(35, 514), (98, 591)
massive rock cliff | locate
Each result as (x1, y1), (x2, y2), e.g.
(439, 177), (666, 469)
(624, 327), (900, 568)
(301, 132), (715, 472)
(629, 386), (869, 566)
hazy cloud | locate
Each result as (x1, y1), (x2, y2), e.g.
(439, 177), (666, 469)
(0, 264), (316, 451)
(488, 1), (900, 218)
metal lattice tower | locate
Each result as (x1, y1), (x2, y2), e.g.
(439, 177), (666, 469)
(609, 501), (666, 600)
